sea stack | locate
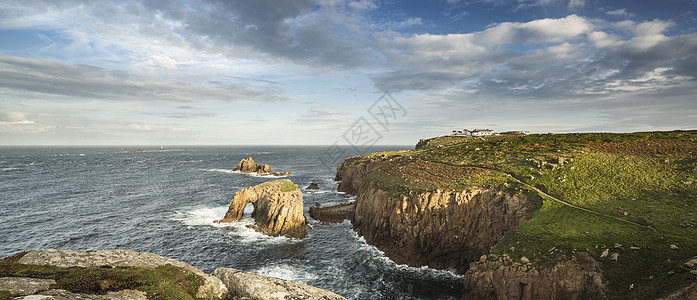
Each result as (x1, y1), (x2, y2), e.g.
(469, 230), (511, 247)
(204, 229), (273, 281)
(215, 180), (307, 238)
(233, 157), (292, 176)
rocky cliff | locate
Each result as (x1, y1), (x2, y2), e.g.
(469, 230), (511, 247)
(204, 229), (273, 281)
(234, 157), (291, 176)
(463, 252), (605, 299)
(332, 131), (697, 299)
(216, 179), (307, 239)
(335, 159), (535, 274)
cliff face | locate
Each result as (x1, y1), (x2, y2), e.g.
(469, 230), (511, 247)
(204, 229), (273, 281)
(354, 186), (531, 274)
(463, 252), (605, 300)
(335, 159), (376, 195)
(216, 180), (307, 239)
(336, 160), (533, 274)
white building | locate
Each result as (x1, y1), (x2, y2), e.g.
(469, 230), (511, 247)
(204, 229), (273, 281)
(451, 129), (473, 136)
(471, 129), (494, 136)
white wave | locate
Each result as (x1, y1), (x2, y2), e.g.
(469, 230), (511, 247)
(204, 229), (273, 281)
(349, 228), (463, 279)
(182, 160), (203, 163)
(205, 168), (233, 173)
(172, 206), (230, 227)
(203, 169), (289, 178)
(172, 205), (293, 244)
(253, 263), (318, 283)
(1, 167), (20, 172)
(303, 190), (330, 194)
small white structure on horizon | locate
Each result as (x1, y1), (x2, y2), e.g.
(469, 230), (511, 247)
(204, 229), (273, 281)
(452, 129), (472, 136)
(451, 128), (495, 136)
(499, 130), (530, 135)
(472, 129), (494, 136)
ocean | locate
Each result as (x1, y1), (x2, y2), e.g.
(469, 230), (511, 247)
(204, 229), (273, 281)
(0, 145), (463, 299)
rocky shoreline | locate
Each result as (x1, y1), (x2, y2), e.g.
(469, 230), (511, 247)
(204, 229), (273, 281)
(0, 249), (345, 300)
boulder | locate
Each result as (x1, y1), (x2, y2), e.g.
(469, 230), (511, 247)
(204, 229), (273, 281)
(215, 180), (307, 238)
(234, 157), (291, 176)
(212, 268), (345, 300)
(306, 183), (320, 190)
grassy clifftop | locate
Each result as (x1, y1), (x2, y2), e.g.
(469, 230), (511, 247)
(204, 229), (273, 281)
(344, 130), (697, 299)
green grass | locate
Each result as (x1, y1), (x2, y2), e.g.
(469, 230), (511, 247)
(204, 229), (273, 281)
(259, 179), (298, 192)
(347, 130), (697, 299)
(0, 252), (203, 299)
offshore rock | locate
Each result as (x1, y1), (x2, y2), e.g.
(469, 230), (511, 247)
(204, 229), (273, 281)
(10, 249), (227, 299)
(306, 182), (320, 190)
(212, 268), (345, 300)
(234, 157), (291, 176)
(309, 202), (355, 223)
(216, 179), (307, 238)
(463, 252), (606, 299)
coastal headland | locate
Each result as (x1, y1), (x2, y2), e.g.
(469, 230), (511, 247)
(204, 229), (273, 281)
(325, 130), (697, 299)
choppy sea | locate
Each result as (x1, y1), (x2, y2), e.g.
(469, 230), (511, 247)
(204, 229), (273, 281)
(0, 146), (463, 299)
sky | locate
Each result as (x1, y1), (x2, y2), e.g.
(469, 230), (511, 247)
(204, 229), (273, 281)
(1, 0), (696, 146)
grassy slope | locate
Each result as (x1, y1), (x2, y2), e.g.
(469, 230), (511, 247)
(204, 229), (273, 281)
(0, 252), (202, 300)
(346, 131), (697, 299)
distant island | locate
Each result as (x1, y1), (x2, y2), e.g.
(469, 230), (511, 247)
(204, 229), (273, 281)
(315, 130), (697, 299)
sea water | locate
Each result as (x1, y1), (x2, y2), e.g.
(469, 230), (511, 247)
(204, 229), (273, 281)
(0, 146), (463, 299)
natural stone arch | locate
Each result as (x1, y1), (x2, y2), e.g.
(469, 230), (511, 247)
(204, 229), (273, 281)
(216, 180), (307, 239)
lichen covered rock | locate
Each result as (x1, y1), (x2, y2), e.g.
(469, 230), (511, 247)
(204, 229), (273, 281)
(4, 249), (228, 299)
(216, 180), (307, 238)
(212, 267), (345, 300)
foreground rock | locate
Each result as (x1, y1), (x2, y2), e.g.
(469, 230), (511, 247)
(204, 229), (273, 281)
(463, 252), (605, 299)
(234, 157), (291, 176)
(11, 249), (227, 299)
(215, 179), (307, 238)
(309, 202), (355, 223)
(1, 249), (345, 300)
(212, 268), (345, 300)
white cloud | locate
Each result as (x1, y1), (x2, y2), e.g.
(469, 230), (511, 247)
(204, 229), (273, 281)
(349, 0), (378, 11)
(588, 31), (623, 48)
(606, 8), (634, 18)
(567, 0), (585, 11)
(517, 14), (593, 43)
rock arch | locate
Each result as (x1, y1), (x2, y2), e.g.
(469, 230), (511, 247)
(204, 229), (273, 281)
(215, 180), (307, 239)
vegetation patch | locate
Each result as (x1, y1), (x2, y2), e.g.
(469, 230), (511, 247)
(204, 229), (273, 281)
(260, 179), (298, 192)
(0, 252), (202, 300)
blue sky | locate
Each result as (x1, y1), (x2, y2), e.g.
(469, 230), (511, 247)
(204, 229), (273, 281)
(1, 0), (696, 145)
